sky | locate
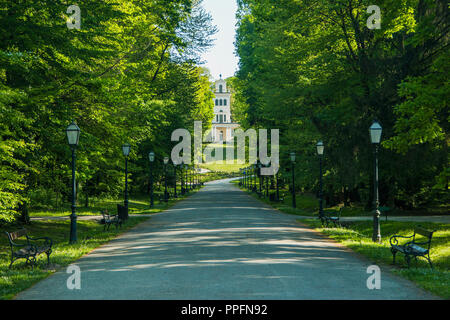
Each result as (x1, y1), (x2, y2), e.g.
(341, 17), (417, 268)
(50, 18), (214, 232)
(200, 0), (239, 80)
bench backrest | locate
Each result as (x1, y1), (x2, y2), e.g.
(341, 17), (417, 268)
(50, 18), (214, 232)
(5, 229), (27, 242)
(413, 227), (434, 248)
(414, 227), (433, 239)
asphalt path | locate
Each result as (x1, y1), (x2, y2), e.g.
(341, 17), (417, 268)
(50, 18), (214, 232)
(17, 179), (437, 299)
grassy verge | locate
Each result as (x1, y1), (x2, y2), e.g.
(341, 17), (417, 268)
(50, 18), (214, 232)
(30, 190), (198, 217)
(233, 179), (450, 299)
(231, 179), (319, 216)
(1, 187), (202, 300)
(200, 162), (247, 173)
(301, 219), (450, 299)
(0, 217), (147, 300)
(232, 179), (449, 217)
(200, 171), (240, 183)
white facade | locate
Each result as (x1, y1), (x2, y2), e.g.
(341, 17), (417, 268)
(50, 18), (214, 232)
(211, 78), (239, 142)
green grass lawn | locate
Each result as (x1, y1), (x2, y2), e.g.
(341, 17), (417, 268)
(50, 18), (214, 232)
(0, 217), (148, 300)
(1, 187), (202, 300)
(30, 191), (196, 217)
(200, 162), (246, 173)
(233, 179), (449, 217)
(233, 179), (450, 299)
(300, 219), (450, 299)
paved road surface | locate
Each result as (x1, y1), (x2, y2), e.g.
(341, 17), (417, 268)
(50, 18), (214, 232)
(17, 179), (437, 299)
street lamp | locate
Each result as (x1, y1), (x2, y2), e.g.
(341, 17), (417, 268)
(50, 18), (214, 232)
(195, 166), (199, 188)
(181, 161), (185, 194)
(190, 166), (193, 190)
(370, 121), (382, 243)
(173, 162), (178, 198)
(149, 151), (155, 207)
(244, 168), (247, 188)
(66, 120), (80, 244)
(265, 163), (269, 198)
(184, 163), (188, 193)
(254, 164), (258, 192)
(276, 170), (280, 201)
(163, 156), (169, 202)
(290, 152), (296, 208)
(316, 141), (324, 220)
(122, 143), (131, 210)
(252, 164), (255, 191)
(257, 162), (262, 194)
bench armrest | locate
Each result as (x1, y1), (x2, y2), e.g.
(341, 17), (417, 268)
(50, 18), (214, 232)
(389, 234), (413, 246)
(26, 236), (53, 247)
(9, 242), (28, 248)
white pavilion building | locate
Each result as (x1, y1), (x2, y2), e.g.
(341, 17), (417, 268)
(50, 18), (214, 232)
(211, 77), (240, 142)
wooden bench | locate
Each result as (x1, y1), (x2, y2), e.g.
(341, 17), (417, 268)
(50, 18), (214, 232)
(5, 229), (53, 269)
(319, 207), (342, 227)
(390, 226), (435, 268)
(101, 210), (121, 231)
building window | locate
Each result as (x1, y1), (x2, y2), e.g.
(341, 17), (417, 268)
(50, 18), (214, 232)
(219, 114), (223, 123)
(216, 115), (218, 122)
(215, 99), (218, 106)
(224, 114), (227, 122)
(219, 99), (223, 106)
(219, 84), (223, 93)
(224, 99), (227, 106)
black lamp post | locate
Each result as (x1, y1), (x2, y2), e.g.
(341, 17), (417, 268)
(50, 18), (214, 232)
(66, 120), (80, 244)
(370, 121), (382, 243)
(173, 162), (178, 198)
(316, 141), (324, 220)
(149, 151), (155, 207)
(193, 166), (196, 188)
(195, 166), (199, 188)
(251, 164), (255, 191)
(265, 164), (269, 198)
(185, 163), (188, 193)
(181, 161), (185, 194)
(244, 168), (247, 188)
(276, 171), (280, 201)
(290, 152), (296, 208)
(254, 164), (258, 192)
(164, 156), (169, 202)
(122, 143), (131, 210)
(258, 162), (262, 194)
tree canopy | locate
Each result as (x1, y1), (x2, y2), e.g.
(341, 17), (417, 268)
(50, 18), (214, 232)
(233, 0), (448, 209)
(0, 0), (217, 222)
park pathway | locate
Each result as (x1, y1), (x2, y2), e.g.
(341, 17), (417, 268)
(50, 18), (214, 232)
(17, 179), (437, 299)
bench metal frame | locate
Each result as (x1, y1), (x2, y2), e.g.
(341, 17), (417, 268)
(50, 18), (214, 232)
(390, 227), (435, 268)
(101, 212), (122, 231)
(5, 229), (52, 269)
(319, 207), (342, 227)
